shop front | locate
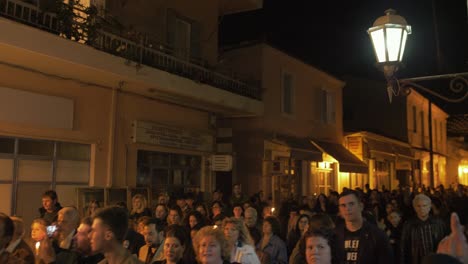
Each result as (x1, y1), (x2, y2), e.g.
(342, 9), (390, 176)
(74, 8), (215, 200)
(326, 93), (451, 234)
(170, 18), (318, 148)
(133, 120), (214, 204)
(311, 139), (369, 192)
(264, 134), (322, 207)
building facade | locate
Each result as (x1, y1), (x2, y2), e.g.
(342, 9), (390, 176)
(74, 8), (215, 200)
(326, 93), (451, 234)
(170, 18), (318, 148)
(218, 43), (367, 205)
(0, 0), (263, 225)
(406, 90), (448, 187)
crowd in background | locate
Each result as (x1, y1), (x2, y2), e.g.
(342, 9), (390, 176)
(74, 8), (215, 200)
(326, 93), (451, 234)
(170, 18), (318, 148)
(0, 182), (467, 264)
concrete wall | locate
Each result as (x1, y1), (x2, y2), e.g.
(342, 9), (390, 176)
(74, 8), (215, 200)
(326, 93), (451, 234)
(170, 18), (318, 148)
(113, 91), (213, 187)
(0, 62), (111, 186)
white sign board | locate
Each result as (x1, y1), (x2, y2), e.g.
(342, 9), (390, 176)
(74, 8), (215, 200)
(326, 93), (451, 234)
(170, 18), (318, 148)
(211, 155), (233, 171)
(133, 120), (213, 152)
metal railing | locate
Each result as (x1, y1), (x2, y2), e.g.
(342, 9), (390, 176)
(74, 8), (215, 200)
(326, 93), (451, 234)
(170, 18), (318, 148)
(0, 0), (261, 100)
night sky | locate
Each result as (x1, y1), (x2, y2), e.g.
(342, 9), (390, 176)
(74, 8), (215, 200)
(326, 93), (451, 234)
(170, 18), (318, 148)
(220, 0), (468, 114)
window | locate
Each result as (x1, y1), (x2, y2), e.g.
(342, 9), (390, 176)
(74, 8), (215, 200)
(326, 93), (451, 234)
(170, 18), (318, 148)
(281, 72), (294, 115)
(0, 136), (91, 229)
(412, 106), (417, 132)
(167, 9), (201, 62)
(137, 150), (202, 200)
(320, 89), (336, 124)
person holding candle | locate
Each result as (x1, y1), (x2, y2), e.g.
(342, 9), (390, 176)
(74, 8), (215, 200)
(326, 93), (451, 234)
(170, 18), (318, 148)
(30, 218), (56, 264)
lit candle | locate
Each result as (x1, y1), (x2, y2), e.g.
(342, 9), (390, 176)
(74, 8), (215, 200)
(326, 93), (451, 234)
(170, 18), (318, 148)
(35, 241), (40, 255)
(271, 207), (275, 214)
(213, 225), (218, 229)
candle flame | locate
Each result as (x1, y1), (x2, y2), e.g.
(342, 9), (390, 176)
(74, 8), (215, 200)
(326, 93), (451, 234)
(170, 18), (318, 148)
(35, 242), (40, 249)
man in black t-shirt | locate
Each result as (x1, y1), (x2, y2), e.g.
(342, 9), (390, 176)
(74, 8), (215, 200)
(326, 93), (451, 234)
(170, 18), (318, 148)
(335, 189), (394, 264)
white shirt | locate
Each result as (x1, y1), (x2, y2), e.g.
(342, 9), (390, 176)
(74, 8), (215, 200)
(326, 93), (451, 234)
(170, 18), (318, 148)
(231, 243), (260, 264)
(60, 231), (75, 249)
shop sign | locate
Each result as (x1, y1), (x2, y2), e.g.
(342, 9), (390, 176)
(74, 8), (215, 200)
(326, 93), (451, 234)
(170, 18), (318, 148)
(396, 160), (412, 170)
(347, 136), (362, 157)
(133, 120), (213, 152)
(211, 155), (233, 171)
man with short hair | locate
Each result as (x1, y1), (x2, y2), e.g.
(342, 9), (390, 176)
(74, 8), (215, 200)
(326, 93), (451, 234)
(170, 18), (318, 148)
(7, 216), (35, 263)
(400, 194), (448, 264)
(72, 217), (104, 264)
(89, 206), (142, 264)
(39, 190), (62, 224)
(166, 207), (182, 226)
(230, 183), (248, 207)
(0, 213), (28, 263)
(138, 219), (165, 264)
(244, 207), (261, 245)
(175, 194), (190, 219)
(335, 189), (393, 264)
(57, 207), (80, 250)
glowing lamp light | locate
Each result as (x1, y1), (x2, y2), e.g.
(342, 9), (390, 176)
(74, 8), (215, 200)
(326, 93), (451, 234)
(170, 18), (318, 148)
(367, 9), (411, 80)
(271, 207), (275, 214)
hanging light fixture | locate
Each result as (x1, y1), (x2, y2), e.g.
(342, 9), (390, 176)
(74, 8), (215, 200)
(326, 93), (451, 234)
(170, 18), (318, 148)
(367, 9), (468, 103)
(368, 9), (411, 80)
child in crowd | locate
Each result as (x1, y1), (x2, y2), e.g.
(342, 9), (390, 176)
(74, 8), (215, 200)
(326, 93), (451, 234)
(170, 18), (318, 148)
(386, 210), (403, 262)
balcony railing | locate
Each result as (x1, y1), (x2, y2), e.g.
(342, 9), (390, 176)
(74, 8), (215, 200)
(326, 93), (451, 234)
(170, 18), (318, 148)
(0, 0), (261, 100)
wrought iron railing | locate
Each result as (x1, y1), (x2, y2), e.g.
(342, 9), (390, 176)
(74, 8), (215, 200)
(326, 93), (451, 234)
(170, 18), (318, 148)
(0, 0), (261, 100)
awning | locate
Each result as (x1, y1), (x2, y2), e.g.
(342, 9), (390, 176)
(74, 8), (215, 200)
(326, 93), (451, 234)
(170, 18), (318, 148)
(393, 145), (414, 159)
(366, 138), (414, 160)
(311, 139), (368, 173)
(273, 134), (322, 161)
(366, 138), (394, 155)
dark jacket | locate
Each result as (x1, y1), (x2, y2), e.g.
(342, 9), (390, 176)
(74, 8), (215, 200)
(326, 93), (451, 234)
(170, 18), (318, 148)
(38, 202), (63, 224)
(400, 216), (448, 264)
(335, 220), (394, 264)
(77, 253), (104, 264)
(10, 239), (35, 264)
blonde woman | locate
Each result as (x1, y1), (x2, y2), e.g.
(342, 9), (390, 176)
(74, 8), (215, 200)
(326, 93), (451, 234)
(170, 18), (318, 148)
(130, 194), (152, 222)
(193, 226), (231, 264)
(222, 217), (260, 264)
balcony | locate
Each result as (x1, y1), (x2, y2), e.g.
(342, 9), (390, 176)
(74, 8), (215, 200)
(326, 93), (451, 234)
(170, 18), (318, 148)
(219, 0), (263, 15)
(0, 0), (262, 101)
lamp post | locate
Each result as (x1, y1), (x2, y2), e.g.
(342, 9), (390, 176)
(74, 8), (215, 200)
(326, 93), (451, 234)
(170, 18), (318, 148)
(367, 9), (468, 103)
(368, 9), (468, 187)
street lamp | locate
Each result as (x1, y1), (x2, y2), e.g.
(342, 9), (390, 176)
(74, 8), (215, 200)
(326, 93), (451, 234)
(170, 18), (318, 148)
(367, 9), (468, 103)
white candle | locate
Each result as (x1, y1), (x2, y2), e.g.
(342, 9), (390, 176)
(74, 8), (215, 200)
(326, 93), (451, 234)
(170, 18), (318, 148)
(35, 241), (40, 255)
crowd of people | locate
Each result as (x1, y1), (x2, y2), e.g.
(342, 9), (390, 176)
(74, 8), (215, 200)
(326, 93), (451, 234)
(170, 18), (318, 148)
(0, 183), (467, 264)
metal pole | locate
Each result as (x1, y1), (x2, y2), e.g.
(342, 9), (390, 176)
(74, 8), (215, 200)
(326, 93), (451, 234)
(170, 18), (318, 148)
(428, 101), (434, 187)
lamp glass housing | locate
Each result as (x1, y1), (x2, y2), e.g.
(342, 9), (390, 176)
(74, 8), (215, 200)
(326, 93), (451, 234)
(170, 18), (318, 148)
(369, 24), (410, 64)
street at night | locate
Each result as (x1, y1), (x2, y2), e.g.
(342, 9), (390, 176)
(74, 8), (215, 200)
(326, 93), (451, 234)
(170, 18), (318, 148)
(0, 0), (467, 263)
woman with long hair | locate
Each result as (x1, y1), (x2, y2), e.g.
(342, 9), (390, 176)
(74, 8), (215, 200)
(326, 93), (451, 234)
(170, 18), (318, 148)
(286, 214), (310, 256)
(257, 216), (287, 264)
(153, 224), (196, 264)
(129, 194), (152, 222)
(85, 200), (100, 217)
(222, 217), (260, 264)
(186, 210), (207, 230)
